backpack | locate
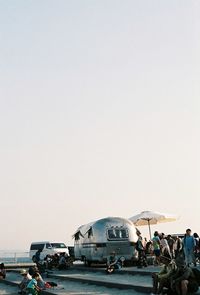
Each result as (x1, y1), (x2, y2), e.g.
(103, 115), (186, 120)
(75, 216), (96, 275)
(135, 240), (139, 251)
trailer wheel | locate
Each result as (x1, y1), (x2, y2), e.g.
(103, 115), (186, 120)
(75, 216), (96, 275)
(83, 257), (87, 266)
(84, 257), (91, 267)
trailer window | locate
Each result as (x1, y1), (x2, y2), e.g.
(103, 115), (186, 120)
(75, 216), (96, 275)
(74, 231), (83, 241)
(87, 227), (93, 238)
(107, 228), (129, 240)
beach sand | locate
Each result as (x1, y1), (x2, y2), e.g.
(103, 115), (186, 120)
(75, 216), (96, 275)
(0, 283), (18, 294)
(1, 271), (149, 295)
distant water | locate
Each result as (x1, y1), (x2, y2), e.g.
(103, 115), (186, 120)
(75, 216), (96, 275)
(0, 250), (32, 263)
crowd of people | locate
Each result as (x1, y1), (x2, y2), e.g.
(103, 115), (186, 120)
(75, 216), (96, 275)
(135, 228), (200, 294)
(1, 228), (200, 295)
(33, 249), (73, 272)
(18, 265), (57, 295)
(16, 249), (73, 294)
(136, 228), (200, 268)
(151, 251), (200, 295)
(27, 229), (200, 294)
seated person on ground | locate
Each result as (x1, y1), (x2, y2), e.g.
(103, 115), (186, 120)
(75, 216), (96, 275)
(58, 252), (67, 270)
(106, 251), (123, 273)
(26, 272), (41, 295)
(18, 269), (32, 294)
(170, 257), (199, 295)
(0, 263), (6, 279)
(152, 254), (176, 294)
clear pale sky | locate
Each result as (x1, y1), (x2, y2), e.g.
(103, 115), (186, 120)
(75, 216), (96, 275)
(0, 1), (200, 251)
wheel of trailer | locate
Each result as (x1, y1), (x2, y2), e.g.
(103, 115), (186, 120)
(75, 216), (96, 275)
(68, 257), (74, 266)
(87, 260), (91, 267)
(84, 257), (91, 267)
(83, 257), (87, 266)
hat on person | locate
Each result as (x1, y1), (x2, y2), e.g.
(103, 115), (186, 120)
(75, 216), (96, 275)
(160, 254), (171, 263)
(20, 269), (28, 275)
(175, 256), (185, 267)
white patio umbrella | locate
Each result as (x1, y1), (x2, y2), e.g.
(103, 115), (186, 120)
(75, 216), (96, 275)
(129, 210), (177, 239)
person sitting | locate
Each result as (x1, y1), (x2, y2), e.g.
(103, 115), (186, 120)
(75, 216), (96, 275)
(58, 252), (68, 270)
(52, 253), (59, 268)
(34, 249), (42, 265)
(106, 251), (123, 273)
(33, 249), (46, 273)
(44, 255), (53, 270)
(18, 269), (32, 294)
(28, 265), (46, 289)
(26, 272), (41, 295)
(171, 256), (199, 295)
(0, 263), (6, 279)
(152, 254), (176, 294)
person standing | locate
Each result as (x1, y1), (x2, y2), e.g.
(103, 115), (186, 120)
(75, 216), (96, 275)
(174, 235), (182, 258)
(182, 229), (195, 266)
(152, 231), (161, 266)
(160, 233), (171, 258)
(167, 235), (175, 258)
(34, 249), (42, 265)
(136, 231), (148, 268)
(193, 233), (199, 266)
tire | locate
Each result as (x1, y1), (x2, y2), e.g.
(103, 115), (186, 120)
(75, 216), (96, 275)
(83, 257), (87, 266)
(84, 257), (91, 267)
(87, 260), (91, 267)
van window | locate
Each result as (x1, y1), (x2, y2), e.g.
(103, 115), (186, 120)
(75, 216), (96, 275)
(46, 243), (52, 249)
(30, 243), (45, 251)
(50, 243), (67, 249)
(107, 228), (129, 240)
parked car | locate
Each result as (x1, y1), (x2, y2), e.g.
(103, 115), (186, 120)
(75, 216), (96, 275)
(29, 241), (69, 261)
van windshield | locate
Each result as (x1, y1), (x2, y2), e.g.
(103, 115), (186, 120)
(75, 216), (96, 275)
(50, 243), (67, 249)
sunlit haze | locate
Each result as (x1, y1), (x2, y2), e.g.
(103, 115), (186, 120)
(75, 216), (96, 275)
(0, 1), (200, 251)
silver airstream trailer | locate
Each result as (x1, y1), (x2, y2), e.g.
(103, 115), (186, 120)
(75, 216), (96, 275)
(73, 216), (138, 266)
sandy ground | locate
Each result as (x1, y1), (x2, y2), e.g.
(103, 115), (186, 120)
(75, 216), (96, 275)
(1, 266), (200, 295)
(0, 271), (149, 295)
(0, 282), (148, 295)
(0, 283), (18, 295)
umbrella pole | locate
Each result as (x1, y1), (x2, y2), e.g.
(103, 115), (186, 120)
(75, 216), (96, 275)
(148, 220), (152, 240)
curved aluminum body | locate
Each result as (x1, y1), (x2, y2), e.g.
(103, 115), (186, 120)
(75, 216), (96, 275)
(74, 216), (138, 264)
